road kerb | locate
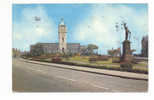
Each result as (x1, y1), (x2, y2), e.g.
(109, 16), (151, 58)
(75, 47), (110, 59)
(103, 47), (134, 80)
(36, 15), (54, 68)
(20, 59), (148, 81)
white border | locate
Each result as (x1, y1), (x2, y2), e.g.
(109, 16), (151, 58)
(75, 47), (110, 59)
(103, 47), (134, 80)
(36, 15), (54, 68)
(0, 0), (154, 100)
(12, 0), (149, 3)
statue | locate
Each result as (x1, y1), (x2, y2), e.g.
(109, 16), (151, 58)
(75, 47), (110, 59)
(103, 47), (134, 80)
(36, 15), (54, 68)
(115, 19), (133, 62)
(121, 22), (133, 62)
(123, 23), (131, 40)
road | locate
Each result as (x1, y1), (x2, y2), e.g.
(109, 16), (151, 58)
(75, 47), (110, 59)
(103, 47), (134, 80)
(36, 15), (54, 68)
(12, 58), (148, 92)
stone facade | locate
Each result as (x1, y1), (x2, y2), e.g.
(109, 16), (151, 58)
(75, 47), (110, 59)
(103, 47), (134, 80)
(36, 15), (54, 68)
(67, 43), (80, 54)
(30, 43), (81, 56)
(30, 19), (81, 55)
(58, 19), (67, 53)
(121, 40), (133, 62)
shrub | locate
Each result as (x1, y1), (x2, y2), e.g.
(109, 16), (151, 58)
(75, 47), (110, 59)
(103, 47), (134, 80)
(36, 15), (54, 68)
(75, 53), (80, 56)
(89, 57), (97, 63)
(112, 57), (120, 63)
(63, 54), (71, 60)
(31, 57), (40, 61)
(37, 55), (49, 59)
(131, 59), (138, 64)
(51, 56), (62, 63)
(97, 55), (109, 61)
(120, 62), (133, 71)
(67, 53), (74, 57)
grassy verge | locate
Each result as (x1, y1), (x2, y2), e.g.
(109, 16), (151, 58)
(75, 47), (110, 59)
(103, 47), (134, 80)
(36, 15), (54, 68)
(24, 56), (148, 74)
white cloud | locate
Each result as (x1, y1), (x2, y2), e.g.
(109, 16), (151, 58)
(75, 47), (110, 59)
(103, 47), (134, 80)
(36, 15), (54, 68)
(13, 33), (22, 40)
(73, 4), (148, 54)
(13, 6), (56, 51)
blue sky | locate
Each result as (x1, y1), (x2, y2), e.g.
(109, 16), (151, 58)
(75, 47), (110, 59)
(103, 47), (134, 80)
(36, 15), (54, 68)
(12, 4), (148, 54)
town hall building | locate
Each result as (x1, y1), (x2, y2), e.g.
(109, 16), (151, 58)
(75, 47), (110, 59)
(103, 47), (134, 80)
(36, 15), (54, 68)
(30, 19), (81, 56)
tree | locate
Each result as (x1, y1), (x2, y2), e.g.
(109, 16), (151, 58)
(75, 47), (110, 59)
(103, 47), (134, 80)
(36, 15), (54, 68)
(80, 44), (98, 56)
(80, 46), (88, 55)
(31, 44), (44, 56)
(108, 48), (122, 57)
(108, 50), (115, 57)
(87, 44), (98, 55)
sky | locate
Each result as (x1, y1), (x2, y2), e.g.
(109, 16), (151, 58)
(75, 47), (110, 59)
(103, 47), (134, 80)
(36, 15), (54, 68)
(12, 4), (148, 54)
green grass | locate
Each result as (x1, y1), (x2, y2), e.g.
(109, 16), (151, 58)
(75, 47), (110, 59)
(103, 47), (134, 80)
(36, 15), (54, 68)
(62, 56), (148, 73)
(43, 58), (51, 62)
(64, 56), (118, 65)
(27, 55), (148, 74)
(67, 56), (89, 62)
(135, 62), (148, 67)
(63, 56), (120, 69)
(96, 59), (115, 64)
(65, 56), (148, 67)
(133, 66), (148, 72)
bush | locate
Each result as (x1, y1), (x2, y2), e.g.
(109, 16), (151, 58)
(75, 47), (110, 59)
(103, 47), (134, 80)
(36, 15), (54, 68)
(62, 53), (74, 58)
(75, 53), (80, 56)
(131, 59), (138, 64)
(31, 57), (40, 61)
(97, 55), (109, 61)
(36, 55), (49, 59)
(112, 57), (120, 63)
(89, 57), (97, 63)
(51, 56), (62, 63)
(120, 62), (133, 71)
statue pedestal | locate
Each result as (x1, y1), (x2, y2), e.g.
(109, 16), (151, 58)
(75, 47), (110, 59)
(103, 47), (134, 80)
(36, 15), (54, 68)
(121, 40), (133, 62)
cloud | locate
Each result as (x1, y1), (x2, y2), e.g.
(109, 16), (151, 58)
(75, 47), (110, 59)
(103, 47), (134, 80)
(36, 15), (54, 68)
(13, 6), (56, 51)
(13, 33), (22, 40)
(73, 4), (148, 54)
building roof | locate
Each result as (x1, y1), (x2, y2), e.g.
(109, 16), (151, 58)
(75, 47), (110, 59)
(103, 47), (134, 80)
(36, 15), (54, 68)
(67, 43), (80, 45)
(36, 42), (80, 44)
(34, 42), (80, 46)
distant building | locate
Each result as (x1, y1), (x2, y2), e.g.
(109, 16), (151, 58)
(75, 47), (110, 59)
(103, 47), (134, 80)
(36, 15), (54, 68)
(30, 19), (81, 56)
(141, 35), (148, 57)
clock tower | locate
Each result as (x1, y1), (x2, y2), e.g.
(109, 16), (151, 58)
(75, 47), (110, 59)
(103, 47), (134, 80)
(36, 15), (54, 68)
(58, 18), (67, 54)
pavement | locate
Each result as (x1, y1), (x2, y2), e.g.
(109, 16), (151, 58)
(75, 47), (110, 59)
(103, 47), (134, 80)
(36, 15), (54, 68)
(13, 58), (148, 92)
(21, 58), (148, 81)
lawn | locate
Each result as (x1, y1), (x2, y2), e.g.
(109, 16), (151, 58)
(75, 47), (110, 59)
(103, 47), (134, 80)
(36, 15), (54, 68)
(62, 55), (148, 73)
(26, 55), (148, 74)
(65, 56), (90, 63)
(63, 56), (119, 65)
